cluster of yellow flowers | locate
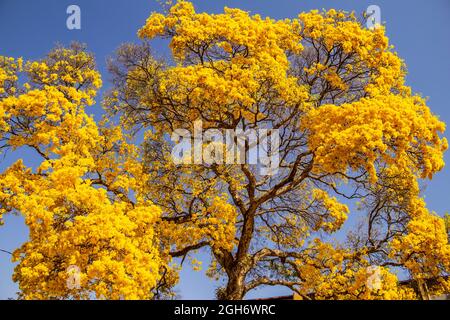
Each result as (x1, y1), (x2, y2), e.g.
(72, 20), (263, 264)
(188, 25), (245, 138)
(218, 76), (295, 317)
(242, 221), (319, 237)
(139, 1), (303, 60)
(311, 189), (349, 232)
(136, 0), (309, 130)
(303, 94), (447, 183)
(390, 198), (450, 282)
(4, 160), (161, 299)
(0, 46), (164, 299)
(159, 196), (237, 256)
(26, 47), (102, 104)
(294, 239), (417, 300)
(299, 9), (406, 97)
(0, 56), (23, 97)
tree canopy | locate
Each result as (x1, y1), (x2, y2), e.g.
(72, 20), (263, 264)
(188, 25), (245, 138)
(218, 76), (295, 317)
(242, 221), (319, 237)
(0, 1), (449, 300)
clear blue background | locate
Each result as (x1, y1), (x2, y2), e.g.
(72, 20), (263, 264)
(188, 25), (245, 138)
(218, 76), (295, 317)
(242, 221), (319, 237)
(0, 0), (449, 299)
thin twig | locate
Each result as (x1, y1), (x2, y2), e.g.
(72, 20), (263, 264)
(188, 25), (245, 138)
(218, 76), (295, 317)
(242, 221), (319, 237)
(0, 248), (12, 255)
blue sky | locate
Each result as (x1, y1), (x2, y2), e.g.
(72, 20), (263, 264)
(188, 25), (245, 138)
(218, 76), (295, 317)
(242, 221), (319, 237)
(0, 0), (449, 300)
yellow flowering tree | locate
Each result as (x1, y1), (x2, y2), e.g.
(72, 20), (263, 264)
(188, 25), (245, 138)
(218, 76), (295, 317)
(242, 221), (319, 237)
(0, 1), (449, 300)
(106, 1), (449, 299)
(0, 44), (165, 299)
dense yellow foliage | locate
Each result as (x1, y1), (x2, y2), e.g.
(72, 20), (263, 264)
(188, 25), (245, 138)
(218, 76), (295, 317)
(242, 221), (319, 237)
(303, 94), (447, 183)
(0, 1), (449, 300)
(0, 46), (163, 299)
(292, 239), (418, 300)
(134, 0), (309, 130)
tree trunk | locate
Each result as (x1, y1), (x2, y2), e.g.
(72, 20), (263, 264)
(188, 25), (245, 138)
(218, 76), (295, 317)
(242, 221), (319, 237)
(223, 271), (246, 300)
(417, 279), (430, 300)
(220, 207), (256, 300)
